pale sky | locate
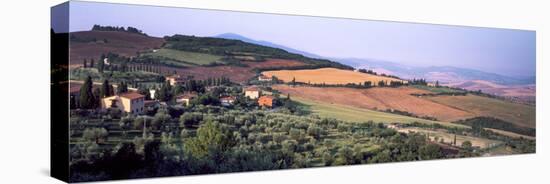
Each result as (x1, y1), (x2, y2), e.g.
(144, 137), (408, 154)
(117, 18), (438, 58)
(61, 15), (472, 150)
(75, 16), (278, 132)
(53, 1), (536, 76)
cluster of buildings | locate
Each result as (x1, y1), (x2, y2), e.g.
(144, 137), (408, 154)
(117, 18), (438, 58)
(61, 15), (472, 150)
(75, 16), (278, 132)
(94, 84), (275, 115)
(244, 86), (274, 107)
(83, 74), (279, 115)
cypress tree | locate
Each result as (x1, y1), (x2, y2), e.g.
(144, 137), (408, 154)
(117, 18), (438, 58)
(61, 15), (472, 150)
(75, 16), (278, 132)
(100, 79), (112, 98)
(79, 76), (95, 109)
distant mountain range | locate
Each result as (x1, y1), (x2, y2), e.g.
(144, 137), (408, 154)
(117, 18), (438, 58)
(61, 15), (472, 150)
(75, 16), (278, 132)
(215, 33), (535, 85)
(335, 58), (536, 85)
(216, 33), (325, 59)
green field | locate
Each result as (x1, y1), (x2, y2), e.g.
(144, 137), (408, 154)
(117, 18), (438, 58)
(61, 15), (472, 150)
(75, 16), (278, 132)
(294, 97), (465, 128)
(143, 48), (223, 66)
(427, 94), (536, 128)
(411, 85), (465, 94)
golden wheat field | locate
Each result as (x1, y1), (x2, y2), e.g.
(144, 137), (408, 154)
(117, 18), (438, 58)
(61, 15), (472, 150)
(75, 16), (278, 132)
(262, 68), (404, 85)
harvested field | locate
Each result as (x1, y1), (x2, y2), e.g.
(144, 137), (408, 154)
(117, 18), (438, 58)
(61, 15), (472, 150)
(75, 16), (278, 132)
(262, 68), (403, 85)
(294, 97), (464, 127)
(274, 85), (474, 122)
(168, 59), (308, 83)
(426, 94), (536, 128)
(69, 31), (164, 65)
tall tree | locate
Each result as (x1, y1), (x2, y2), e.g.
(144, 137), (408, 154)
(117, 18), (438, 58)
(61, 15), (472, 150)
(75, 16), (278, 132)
(89, 58), (95, 68)
(117, 82), (128, 94)
(156, 81), (172, 102)
(97, 54), (105, 73)
(100, 79), (113, 98)
(79, 76), (96, 109)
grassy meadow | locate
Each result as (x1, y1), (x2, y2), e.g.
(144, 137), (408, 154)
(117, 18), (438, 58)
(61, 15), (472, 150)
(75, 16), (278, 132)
(143, 48), (223, 66)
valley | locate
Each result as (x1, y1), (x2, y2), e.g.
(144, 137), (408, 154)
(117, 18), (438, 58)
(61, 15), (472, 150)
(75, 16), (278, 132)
(63, 26), (536, 181)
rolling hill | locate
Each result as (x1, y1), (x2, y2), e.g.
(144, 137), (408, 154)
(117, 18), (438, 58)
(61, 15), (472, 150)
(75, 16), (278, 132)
(273, 85), (535, 129)
(69, 30), (165, 67)
(338, 58), (535, 85)
(216, 33), (325, 59)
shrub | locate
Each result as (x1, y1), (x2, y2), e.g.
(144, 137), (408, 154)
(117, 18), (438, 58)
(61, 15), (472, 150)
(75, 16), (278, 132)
(82, 128), (108, 144)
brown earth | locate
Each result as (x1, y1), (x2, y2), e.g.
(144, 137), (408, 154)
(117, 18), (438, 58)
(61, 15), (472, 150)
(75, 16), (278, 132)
(273, 85), (474, 122)
(164, 59), (308, 83)
(69, 31), (165, 66)
(426, 94), (536, 128)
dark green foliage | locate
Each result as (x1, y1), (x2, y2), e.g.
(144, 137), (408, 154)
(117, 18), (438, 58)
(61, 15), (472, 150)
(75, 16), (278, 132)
(419, 144), (443, 160)
(100, 79), (114, 98)
(156, 81), (173, 102)
(116, 82), (128, 94)
(184, 120), (235, 158)
(192, 93), (220, 106)
(164, 34), (352, 70)
(82, 128), (108, 144)
(409, 78), (428, 85)
(79, 76), (97, 109)
(455, 117), (535, 137)
(92, 24), (147, 36)
(179, 112), (203, 128)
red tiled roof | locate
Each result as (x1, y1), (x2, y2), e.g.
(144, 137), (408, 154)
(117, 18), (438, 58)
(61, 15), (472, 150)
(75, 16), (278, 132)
(259, 95), (274, 100)
(119, 92), (145, 100)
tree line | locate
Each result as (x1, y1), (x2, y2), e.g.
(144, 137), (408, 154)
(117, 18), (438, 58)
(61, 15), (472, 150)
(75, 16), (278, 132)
(92, 24), (147, 36)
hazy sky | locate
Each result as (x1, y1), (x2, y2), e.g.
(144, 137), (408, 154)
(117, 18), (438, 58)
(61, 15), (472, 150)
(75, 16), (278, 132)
(61, 1), (535, 76)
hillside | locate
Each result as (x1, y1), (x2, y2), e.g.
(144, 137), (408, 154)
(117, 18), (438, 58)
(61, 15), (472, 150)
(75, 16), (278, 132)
(293, 97), (462, 127)
(163, 34), (352, 70)
(215, 33), (325, 59)
(447, 80), (535, 97)
(273, 85), (535, 129)
(263, 68), (403, 85)
(426, 94), (536, 128)
(69, 29), (355, 83)
(69, 31), (165, 67)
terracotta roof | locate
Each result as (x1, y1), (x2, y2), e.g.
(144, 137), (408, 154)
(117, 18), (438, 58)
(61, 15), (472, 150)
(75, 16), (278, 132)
(259, 95), (274, 100)
(259, 75), (271, 79)
(119, 92), (145, 100)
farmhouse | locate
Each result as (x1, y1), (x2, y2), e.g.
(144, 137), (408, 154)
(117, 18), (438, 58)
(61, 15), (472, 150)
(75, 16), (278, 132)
(101, 92), (145, 114)
(220, 96), (236, 106)
(258, 95), (275, 107)
(244, 86), (261, 99)
(165, 75), (186, 86)
(258, 75), (272, 82)
(176, 93), (197, 106)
